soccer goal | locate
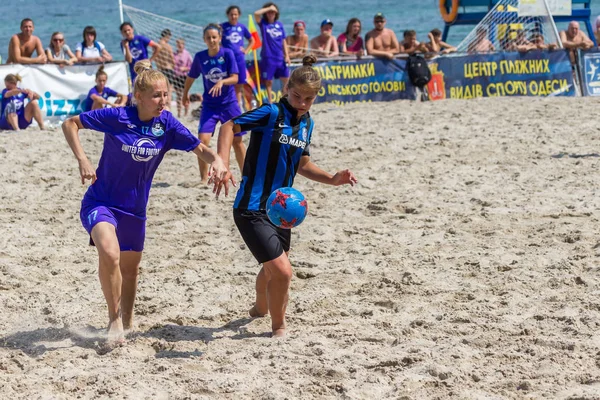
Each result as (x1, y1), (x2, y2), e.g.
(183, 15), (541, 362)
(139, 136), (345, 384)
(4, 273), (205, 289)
(122, 4), (207, 60)
(454, 0), (562, 53)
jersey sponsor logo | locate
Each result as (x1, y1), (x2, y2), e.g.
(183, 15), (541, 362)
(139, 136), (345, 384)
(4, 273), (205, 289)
(278, 133), (306, 149)
(206, 67), (228, 83)
(266, 27), (283, 38)
(121, 137), (161, 162)
(226, 32), (242, 44)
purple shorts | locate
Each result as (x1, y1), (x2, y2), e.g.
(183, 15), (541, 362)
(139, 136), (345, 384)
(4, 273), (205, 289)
(0, 114), (31, 130)
(259, 58), (290, 81)
(199, 102), (247, 136)
(235, 54), (248, 84)
(80, 203), (146, 252)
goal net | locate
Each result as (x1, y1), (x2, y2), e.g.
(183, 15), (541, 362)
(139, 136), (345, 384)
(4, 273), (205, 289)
(454, 0), (562, 53)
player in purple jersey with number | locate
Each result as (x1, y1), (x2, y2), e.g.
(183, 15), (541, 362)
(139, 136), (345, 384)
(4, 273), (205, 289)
(120, 22), (161, 83)
(182, 23), (247, 184)
(221, 5), (255, 110)
(0, 73), (45, 131)
(254, 2), (291, 103)
(63, 60), (233, 346)
(83, 66), (128, 112)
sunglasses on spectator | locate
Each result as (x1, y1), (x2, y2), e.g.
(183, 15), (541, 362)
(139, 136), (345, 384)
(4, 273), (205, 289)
(374, 19), (385, 23)
(53, 38), (64, 42)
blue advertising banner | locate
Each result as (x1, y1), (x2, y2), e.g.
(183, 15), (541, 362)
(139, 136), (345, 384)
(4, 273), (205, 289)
(579, 49), (600, 96)
(426, 50), (576, 100)
(247, 58), (417, 104)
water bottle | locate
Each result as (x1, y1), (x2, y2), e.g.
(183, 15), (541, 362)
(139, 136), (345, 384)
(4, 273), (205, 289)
(250, 99), (258, 110)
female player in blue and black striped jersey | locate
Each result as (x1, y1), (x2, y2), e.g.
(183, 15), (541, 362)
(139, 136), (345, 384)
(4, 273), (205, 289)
(213, 54), (357, 337)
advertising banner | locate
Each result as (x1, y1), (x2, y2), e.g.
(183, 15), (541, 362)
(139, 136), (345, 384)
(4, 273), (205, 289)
(0, 62), (129, 121)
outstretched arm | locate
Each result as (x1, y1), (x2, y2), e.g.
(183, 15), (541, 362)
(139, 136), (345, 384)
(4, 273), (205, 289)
(62, 116), (97, 184)
(297, 156), (357, 186)
(213, 120), (239, 197)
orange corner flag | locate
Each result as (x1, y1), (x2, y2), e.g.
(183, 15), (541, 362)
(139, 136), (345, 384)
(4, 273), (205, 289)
(248, 15), (262, 50)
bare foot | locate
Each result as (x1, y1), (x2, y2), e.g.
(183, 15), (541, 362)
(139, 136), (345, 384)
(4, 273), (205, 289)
(271, 328), (286, 338)
(107, 319), (125, 345)
(249, 305), (267, 318)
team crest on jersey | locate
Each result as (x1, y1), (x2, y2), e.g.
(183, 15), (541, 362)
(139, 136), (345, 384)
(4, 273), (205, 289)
(151, 122), (165, 137)
(300, 127), (308, 141)
(217, 56), (225, 64)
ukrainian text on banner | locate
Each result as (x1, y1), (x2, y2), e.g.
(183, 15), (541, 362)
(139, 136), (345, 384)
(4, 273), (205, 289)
(0, 62), (129, 121)
(247, 58), (417, 104)
(427, 50), (576, 100)
(579, 49), (600, 96)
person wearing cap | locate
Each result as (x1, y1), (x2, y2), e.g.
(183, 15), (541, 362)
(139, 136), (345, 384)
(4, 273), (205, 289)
(365, 13), (400, 60)
(309, 19), (339, 58)
(286, 20), (309, 60)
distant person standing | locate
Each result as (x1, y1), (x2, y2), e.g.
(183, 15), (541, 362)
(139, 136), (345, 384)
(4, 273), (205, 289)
(221, 5), (255, 110)
(365, 13), (400, 60)
(46, 31), (78, 66)
(75, 26), (113, 64)
(254, 2), (290, 103)
(173, 38), (193, 118)
(7, 18), (47, 64)
(560, 21), (593, 64)
(182, 24), (247, 183)
(337, 18), (364, 56)
(467, 27), (495, 53)
(120, 22), (161, 82)
(0, 74), (45, 131)
(286, 21), (309, 60)
(309, 19), (339, 58)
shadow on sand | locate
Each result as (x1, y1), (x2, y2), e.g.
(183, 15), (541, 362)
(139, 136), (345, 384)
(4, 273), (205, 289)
(0, 317), (268, 358)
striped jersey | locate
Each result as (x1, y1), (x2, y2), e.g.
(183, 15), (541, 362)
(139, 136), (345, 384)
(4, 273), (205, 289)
(232, 97), (314, 210)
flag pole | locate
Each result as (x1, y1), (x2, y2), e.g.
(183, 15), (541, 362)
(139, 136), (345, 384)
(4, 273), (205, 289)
(253, 50), (263, 106)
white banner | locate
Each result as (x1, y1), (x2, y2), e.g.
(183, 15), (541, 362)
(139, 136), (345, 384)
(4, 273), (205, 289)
(0, 62), (129, 122)
(519, 0), (571, 16)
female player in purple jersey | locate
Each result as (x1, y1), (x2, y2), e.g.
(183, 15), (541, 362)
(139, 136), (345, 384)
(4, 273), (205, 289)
(214, 55), (357, 338)
(254, 2), (290, 103)
(63, 60), (232, 345)
(0, 73), (45, 131)
(82, 66), (128, 112)
(182, 23), (247, 183)
(221, 5), (255, 109)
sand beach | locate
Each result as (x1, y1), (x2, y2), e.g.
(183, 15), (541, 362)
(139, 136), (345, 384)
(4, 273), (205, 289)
(1, 97), (600, 399)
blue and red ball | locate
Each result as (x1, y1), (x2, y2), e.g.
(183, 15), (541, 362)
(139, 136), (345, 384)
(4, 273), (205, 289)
(266, 187), (308, 229)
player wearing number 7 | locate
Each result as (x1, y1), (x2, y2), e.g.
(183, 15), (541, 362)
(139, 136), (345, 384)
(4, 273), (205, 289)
(63, 60), (233, 347)
(214, 55), (357, 338)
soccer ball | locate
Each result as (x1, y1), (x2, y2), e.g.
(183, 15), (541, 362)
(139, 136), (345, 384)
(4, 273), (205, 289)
(266, 187), (308, 229)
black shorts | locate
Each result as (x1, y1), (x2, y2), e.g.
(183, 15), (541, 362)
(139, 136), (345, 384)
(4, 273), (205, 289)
(233, 209), (291, 264)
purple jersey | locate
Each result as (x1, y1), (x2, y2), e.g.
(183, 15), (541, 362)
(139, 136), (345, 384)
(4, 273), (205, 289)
(259, 19), (286, 60)
(83, 86), (118, 112)
(0, 88), (26, 118)
(79, 107), (200, 216)
(188, 47), (239, 107)
(121, 35), (152, 81)
(221, 22), (251, 56)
